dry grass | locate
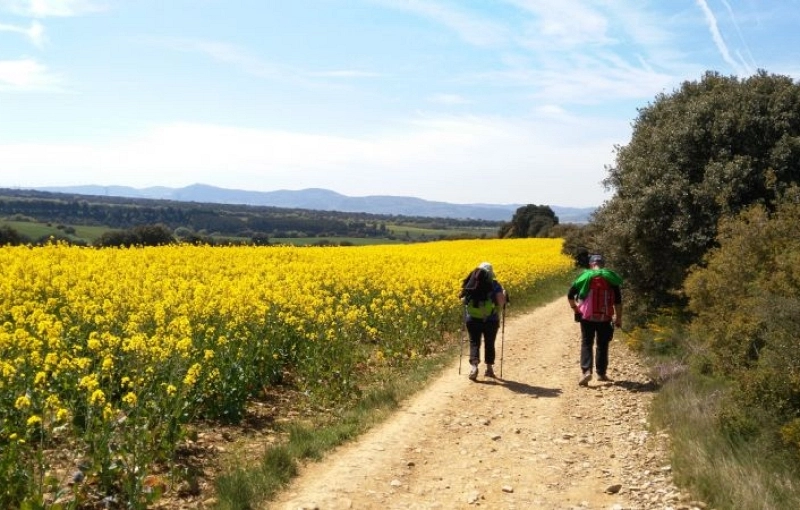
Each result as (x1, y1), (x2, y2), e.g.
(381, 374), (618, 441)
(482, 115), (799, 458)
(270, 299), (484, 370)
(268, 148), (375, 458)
(651, 371), (800, 510)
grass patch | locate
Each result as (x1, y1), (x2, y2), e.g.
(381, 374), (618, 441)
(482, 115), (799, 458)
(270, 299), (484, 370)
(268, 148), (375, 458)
(215, 447), (298, 510)
(651, 371), (800, 510)
(2, 219), (108, 244)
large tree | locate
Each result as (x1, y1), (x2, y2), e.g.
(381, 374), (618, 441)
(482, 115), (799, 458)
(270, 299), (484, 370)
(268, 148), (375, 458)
(501, 204), (558, 238)
(587, 70), (800, 320)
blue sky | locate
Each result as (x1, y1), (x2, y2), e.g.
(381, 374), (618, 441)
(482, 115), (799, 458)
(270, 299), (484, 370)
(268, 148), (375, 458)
(1, 1), (798, 208)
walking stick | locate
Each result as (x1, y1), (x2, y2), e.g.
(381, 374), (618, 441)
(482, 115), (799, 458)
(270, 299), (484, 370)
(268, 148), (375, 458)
(500, 302), (506, 378)
(458, 305), (466, 374)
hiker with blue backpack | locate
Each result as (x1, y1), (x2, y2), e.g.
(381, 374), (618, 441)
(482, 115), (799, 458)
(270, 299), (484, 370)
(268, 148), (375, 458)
(567, 254), (623, 386)
(460, 262), (507, 381)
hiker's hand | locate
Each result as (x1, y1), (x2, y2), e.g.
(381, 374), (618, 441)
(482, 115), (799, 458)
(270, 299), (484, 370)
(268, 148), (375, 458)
(614, 319), (622, 328)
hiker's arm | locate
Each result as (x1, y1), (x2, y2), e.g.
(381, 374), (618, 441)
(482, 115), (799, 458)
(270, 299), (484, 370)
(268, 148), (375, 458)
(492, 281), (507, 308)
(613, 286), (622, 327)
(567, 285), (579, 310)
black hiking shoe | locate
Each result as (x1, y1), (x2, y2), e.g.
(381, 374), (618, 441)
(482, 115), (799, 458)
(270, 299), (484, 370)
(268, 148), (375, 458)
(578, 371), (592, 386)
(485, 365), (495, 378)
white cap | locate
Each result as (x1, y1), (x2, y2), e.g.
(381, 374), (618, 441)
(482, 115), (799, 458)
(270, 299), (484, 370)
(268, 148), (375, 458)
(478, 262), (494, 279)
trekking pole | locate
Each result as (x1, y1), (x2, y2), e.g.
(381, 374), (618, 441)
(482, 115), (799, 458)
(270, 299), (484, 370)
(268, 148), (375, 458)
(500, 302), (506, 378)
(458, 305), (466, 375)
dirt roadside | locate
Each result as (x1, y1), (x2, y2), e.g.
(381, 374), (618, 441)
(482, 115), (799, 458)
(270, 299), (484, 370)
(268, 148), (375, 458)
(269, 299), (708, 510)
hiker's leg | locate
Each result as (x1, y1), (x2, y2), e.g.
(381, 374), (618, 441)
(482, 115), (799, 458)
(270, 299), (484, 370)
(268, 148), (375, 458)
(595, 322), (614, 375)
(482, 321), (500, 365)
(466, 320), (483, 365)
(579, 320), (596, 373)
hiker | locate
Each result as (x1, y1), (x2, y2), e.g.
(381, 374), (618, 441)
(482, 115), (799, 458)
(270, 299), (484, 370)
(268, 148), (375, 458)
(460, 262), (507, 381)
(567, 254), (623, 386)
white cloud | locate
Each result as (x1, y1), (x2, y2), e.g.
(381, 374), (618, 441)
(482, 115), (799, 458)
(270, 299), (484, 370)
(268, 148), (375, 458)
(154, 38), (281, 79)
(505, 0), (614, 48)
(0, 0), (106, 17)
(0, 115), (627, 206)
(429, 93), (471, 105)
(370, 0), (509, 47)
(0, 58), (62, 91)
(0, 20), (44, 46)
(308, 70), (383, 79)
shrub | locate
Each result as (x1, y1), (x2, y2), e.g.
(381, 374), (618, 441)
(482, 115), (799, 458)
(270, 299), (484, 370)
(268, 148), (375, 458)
(684, 186), (800, 454)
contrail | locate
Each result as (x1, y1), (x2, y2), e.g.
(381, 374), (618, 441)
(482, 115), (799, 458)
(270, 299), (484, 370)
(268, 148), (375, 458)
(695, 0), (749, 75)
(719, 0), (756, 71)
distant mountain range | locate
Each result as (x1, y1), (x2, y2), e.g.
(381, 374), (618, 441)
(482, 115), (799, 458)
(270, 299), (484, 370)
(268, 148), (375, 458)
(32, 184), (596, 223)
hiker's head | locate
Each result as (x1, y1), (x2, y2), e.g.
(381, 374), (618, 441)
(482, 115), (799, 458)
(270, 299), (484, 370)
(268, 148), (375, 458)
(478, 261), (495, 279)
(589, 254), (605, 268)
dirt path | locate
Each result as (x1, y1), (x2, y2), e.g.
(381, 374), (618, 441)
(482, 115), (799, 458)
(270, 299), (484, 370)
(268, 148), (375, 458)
(270, 299), (704, 510)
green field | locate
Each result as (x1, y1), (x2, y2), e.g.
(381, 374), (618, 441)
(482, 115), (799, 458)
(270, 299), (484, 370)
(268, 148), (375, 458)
(2, 220), (108, 244)
(269, 237), (404, 246)
(386, 223), (497, 239)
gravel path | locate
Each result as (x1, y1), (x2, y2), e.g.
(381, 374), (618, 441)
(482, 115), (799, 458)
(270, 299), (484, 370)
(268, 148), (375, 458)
(270, 298), (708, 510)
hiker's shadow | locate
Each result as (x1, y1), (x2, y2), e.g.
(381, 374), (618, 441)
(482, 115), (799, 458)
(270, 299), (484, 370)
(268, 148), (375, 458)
(479, 378), (562, 398)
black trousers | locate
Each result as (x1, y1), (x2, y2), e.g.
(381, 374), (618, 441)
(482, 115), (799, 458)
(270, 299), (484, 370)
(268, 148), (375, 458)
(579, 320), (614, 375)
(467, 319), (500, 365)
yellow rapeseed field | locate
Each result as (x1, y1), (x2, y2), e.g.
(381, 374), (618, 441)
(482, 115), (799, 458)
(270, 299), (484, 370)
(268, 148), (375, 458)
(0, 239), (572, 506)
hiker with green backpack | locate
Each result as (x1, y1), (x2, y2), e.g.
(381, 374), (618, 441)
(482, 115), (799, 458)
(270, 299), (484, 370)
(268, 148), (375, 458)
(460, 262), (507, 381)
(567, 254), (623, 386)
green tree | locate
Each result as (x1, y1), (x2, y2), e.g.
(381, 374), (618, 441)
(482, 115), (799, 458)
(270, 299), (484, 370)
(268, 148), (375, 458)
(94, 224), (175, 247)
(503, 204), (558, 238)
(584, 70), (800, 322)
(0, 225), (29, 246)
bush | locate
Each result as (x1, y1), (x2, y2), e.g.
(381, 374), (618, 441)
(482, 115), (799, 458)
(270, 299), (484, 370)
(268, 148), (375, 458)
(0, 225), (29, 246)
(94, 224), (176, 247)
(684, 186), (800, 454)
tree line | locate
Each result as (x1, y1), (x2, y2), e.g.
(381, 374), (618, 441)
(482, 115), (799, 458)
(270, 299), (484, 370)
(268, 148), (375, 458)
(0, 189), (505, 246)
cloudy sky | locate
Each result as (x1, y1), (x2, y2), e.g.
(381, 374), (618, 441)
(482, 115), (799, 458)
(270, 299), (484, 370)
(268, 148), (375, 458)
(1, 0), (798, 207)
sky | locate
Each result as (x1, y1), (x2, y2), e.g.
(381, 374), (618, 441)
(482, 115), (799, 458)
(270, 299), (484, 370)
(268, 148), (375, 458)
(1, 1), (799, 208)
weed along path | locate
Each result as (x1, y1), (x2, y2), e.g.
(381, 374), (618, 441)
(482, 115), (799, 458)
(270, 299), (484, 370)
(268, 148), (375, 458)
(270, 299), (704, 510)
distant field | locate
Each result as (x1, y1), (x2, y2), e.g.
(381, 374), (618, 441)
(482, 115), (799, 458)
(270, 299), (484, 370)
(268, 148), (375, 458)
(387, 224), (497, 239)
(269, 237), (403, 246)
(2, 220), (107, 244)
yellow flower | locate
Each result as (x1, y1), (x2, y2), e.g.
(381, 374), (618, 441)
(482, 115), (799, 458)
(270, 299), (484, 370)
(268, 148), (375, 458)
(56, 408), (69, 422)
(26, 415), (42, 428)
(183, 363), (202, 387)
(78, 374), (99, 392)
(44, 394), (62, 410)
(122, 392), (138, 407)
(14, 395), (31, 409)
(89, 389), (106, 406)
(34, 371), (47, 386)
